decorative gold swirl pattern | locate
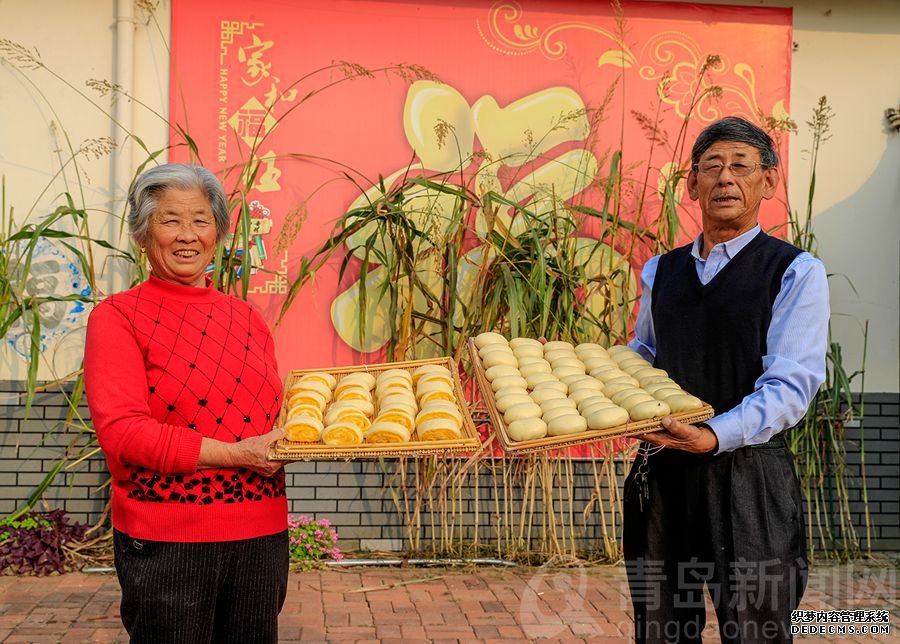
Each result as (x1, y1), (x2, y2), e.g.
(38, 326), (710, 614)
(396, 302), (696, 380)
(477, 0), (635, 67)
(638, 31), (763, 123)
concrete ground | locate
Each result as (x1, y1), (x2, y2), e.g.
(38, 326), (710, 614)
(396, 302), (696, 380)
(0, 559), (896, 643)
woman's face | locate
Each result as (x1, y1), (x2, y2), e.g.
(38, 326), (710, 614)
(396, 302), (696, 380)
(145, 187), (218, 288)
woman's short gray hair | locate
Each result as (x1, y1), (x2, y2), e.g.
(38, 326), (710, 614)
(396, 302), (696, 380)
(128, 164), (230, 245)
(691, 116), (778, 169)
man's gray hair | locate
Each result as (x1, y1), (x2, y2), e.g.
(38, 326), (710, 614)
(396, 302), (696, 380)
(691, 116), (778, 169)
(128, 164), (230, 245)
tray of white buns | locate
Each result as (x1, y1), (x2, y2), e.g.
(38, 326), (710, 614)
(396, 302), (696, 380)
(269, 356), (481, 460)
(468, 333), (714, 454)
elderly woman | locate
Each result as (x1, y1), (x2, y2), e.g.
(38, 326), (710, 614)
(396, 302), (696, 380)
(84, 164), (288, 643)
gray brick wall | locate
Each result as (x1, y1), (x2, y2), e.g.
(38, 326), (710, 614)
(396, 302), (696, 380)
(1, 381), (897, 552)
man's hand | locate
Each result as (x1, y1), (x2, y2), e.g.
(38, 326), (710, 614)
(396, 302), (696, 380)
(199, 427), (286, 477)
(642, 417), (719, 454)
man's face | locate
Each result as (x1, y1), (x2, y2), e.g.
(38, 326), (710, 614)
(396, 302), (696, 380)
(686, 141), (779, 233)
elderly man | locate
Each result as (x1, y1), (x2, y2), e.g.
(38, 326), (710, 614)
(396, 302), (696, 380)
(624, 116), (829, 644)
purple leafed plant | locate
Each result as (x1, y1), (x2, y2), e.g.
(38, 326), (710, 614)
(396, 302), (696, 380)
(0, 510), (87, 575)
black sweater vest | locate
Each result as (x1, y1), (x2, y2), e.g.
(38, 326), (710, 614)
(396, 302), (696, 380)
(651, 232), (801, 415)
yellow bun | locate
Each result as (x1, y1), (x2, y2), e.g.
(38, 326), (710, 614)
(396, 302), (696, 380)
(588, 365), (619, 379)
(508, 337), (542, 350)
(641, 377), (679, 391)
(288, 379), (333, 402)
(546, 414), (588, 436)
(529, 388), (567, 406)
(416, 418), (462, 441)
(334, 385), (373, 403)
(631, 366), (669, 380)
(553, 366), (586, 380)
(494, 393), (533, 412)
(490, 374), (529, 393)
(327, 398), (375, 417)
(568, 388), (603, 407)
(375, 381), (414, 400)
(518, 361), (552, 378)
(619, 392), (657, 412)
(324, 406), (372, 431)
(603, 381), (639, 398)
(480, 348), (518, 369)
(630, 399), (671, 420)
(524, 372), (558, 389)
(365, 421), (411, 443)
(604, 374), (640, 388)
(378, 368), (413, 384)
(578, 396), (613, 415)
(287, 403), (324, 422)
(417, 372), (454, 391)
(652, 387), (685, 401)
(618, 356), (652, 371)
(474, 331), (508, 349)
(411, 364), (452, 385)
(415, 402), (463, 429)
(506, 417), (548, 441)
(542, 340), (574, 352)
(586, 405), (629, 430)
(610, 388), (648, 406)
(504, 402), (542, 424)
(512, 345), (544, 361)
(607, 344), (639, 358)
(594, 369), (631, 383)
(532, 380), (568, 395)
(288, 389), (327, 411)
(296, 372), (337, 390)
(484, 364), (521, 381)
(322, 422), (364, 446)
(567, 377), (604, 393)
(544, 348), (577, 364)
(549, 358), (585, 373)
(539, 397), (578, 414)
(336, 372), (375, 390)
(418, 388), (456, 406)
(583, 357), (617, 372)
(374, 409), (415, 432)
(581, 399), (617, 418)
(575, 343), (609, 358)
(664, 394), (704, 412)
(559, 373), (590, 388)
(378, 393), (418, 413)
(284, 415), (324, 443)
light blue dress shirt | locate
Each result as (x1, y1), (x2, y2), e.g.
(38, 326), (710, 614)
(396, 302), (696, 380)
(629, 225), (830, 453)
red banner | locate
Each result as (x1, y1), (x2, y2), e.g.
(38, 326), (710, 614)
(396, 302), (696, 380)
(170, 0), (793, 375)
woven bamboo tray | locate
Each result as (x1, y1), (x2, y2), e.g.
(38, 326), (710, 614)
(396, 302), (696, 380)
(467, 338), (714, 455)
(269, 356), (481, 460)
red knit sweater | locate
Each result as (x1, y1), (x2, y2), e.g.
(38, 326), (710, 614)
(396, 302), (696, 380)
(84, 275), (287, 542)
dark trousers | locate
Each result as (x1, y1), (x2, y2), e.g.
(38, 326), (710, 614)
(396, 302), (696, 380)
(624, 437), (807, 643)
(113, 529), (289, 644)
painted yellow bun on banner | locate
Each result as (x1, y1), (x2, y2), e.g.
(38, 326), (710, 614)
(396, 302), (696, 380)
(285, 415), (324, 443)
(322, 422), (364, 446)
(365, 421), (412, 444)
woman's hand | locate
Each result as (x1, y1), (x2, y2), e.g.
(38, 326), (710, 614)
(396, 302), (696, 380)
(198, 427), (286, 477)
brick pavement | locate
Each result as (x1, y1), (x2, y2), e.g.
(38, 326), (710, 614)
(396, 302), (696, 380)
(0, 560), (896, 643)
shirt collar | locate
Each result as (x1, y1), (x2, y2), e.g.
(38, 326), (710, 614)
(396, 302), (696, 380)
(691, 224), (762, 261)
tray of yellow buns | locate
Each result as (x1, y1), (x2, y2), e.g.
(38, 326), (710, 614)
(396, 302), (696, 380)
(269, 356), (481, 460)
(467, 334), (714, 455)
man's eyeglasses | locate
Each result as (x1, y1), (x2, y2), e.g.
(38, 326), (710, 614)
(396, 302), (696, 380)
(693, 160), (767, 177)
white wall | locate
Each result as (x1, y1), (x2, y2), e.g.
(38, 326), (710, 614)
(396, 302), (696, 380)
(1, 0), (897, 392)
